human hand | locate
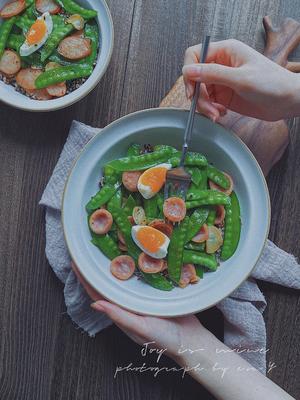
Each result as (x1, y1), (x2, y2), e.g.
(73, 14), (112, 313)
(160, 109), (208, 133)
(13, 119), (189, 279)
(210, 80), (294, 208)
(71, 262), (208, 361)
(183, 39), (300, 121)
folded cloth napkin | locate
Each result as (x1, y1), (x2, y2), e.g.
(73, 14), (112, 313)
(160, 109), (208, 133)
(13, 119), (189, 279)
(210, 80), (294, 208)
(40, 120), (300, 375)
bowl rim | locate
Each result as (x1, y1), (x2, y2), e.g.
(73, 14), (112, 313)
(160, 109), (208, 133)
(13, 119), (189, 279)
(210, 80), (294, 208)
(62, 107), (271, 316)
(0, 0), (114, 112)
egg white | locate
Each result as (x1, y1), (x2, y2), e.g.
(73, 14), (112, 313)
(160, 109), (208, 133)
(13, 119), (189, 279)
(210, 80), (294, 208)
(20, 12), (53, 57)
(137, 163), (171, 199)
(131, 225), (170, 259)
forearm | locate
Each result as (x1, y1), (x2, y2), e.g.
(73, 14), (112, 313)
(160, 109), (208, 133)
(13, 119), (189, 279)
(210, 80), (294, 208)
(173, 327), (295, 400)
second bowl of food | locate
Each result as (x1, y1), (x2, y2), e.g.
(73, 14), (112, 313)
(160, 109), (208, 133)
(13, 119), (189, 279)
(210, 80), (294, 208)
(0, 0), (113, 111)
(62, 108), (270, 316)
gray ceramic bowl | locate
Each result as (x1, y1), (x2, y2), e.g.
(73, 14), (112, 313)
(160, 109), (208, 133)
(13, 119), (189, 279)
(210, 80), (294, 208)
(62, 108), (270, 316)
(0, 0), (113, 111)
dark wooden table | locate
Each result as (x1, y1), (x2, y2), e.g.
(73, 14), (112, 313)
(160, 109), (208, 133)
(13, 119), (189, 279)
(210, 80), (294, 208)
(0, 1), (299, 399)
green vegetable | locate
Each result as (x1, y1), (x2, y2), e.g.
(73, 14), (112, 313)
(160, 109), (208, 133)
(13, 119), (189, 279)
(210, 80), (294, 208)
(35, 64), (93, 88)
(91, 232), (121, 260)
(40, 23), (74, 62)
(186, 186), (210, 201)
(109, 207), (140, 260)
(82, 22), (99, 66)
(221, 191), (241, 260)
(105, 147), (175, 172)
(51, 15), (65, 29)
(123, 195), (136, 216)
(107, 188), (122, 213)
(56, 0), (97, 19)
(167, 217), (190, 283)
(186, 167), (203, 186)
(207, 164), (230, 189)
(206, 207), (217, 226)
(183, 251), (218, 271)
(184, 242), (205, 252)
(86, 184), (119, 214)
(170, 151), (207, 167)
(0, 17), (16, 59)
(198, 167), (208, 190)
(6, 33), (23, 51)
(195, 265), (205, 278)
(144, 195), (158, 219)
(127, 143), (141, 157)
(186, 192), (231, 209)
(185, 208), (209, 243)
(140, 271), (173, 291)
(48, 51), (75, 66)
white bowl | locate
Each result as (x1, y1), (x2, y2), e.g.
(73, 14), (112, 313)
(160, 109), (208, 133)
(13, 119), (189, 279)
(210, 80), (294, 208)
(62, 108), (270, 317)
(0, 0), (113, 111)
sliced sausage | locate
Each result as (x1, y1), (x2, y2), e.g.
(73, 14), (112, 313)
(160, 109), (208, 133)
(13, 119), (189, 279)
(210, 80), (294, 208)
(110, 255), (135, 280)
(57, 36), (91, 60)
(36, 0), (61, 14)
(122, 171), (142, 192)
(26, 88), (53, 100)
(179, 264), (199, 288)
(214, 205), (225, 225)
(138, 252), (164, 274)
(89, 209), (113, 234)
(192, 224), (209, 243)
(0, 0), (25, 18)
(46, 82), (67, 97)
(0, 49), (21, 76)
(163, 197), (186, 223)
(149, 219), (173, 238)
(206, 226), (223, 254)
(209, 172), (234, 196)
(118, 241), (128, 252)
(16, 68), (42, 90)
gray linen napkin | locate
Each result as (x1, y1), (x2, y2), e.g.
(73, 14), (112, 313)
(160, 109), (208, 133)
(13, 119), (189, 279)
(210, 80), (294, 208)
(40, 120), (300, 375)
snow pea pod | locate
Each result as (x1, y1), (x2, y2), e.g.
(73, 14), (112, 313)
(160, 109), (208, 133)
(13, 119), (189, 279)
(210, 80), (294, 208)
(56, 0), (97, 19)
(186, 167), (203, 186)
(48, 51), (75, 66)
(123, 195), (136, 217)
(0, 17), (16, 58)
(198, 167), (208, 190)
(186, 186), (210, 201)
(207, 164), (230, 189)
(206, 208), (217, 225)
(184, 242), (205, 252)
(6, 33), (23, 51)
(35, 64), (93, 88)
(107, 188), (122, 213)
(105, 147), (174, 172)
(91, 232), (121, 260)
(186, 192), (231, 209)
(140, 271), (173, 291)
(127, 143), (141, 157)
(40, 23), (74, 62)
(170, 151), (207, 167)
(195, 265), (205, 278)
(86, 183), (119, 214)
(185, 208), (209, 243)
(144, 195), (158, 219)
(82, 22), (98, 66)
(168, 217), (190, 283)
(110, 207), (140, 260)
(15, 13), (34, 33)
(221, 191), (241, 260)
(182, 250), (218, 271)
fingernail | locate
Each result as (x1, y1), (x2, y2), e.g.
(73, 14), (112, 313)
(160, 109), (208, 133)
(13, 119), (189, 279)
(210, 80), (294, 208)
(91, 301), (105, 312)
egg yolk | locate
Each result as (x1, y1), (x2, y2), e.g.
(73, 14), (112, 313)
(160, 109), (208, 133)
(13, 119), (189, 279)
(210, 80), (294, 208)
(27, 19), (47, 45)
(139, 167), (167, 193)
(136, 226), (166, 253)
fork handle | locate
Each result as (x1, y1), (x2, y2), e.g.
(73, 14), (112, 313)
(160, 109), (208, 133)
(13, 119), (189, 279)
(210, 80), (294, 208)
(180, 35), (211, 167)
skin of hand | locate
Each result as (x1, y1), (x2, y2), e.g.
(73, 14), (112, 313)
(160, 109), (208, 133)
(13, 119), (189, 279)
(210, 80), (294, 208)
(71, 262), (295, 400)
(182, 39), (300, 122)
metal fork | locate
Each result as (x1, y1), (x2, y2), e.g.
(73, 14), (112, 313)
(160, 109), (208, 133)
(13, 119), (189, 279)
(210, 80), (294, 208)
(164, 35), (211, 200)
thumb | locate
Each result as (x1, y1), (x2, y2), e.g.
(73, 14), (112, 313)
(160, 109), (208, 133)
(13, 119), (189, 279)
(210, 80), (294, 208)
(182, 63), (241, 87)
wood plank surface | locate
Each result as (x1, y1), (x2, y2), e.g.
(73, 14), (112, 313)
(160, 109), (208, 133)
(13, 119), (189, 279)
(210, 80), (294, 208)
(0, 0), (299, 399)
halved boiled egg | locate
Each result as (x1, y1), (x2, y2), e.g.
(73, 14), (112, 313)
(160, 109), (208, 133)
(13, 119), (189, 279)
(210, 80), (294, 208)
(137, 163), (171, 199)
(20, 12), (53, 56)
(131, 225), (170, 259)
